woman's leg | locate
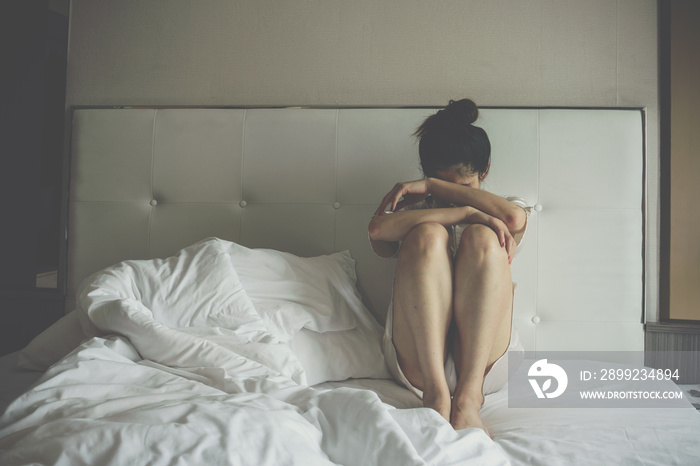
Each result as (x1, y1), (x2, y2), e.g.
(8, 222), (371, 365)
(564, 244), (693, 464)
(392, 222), (454, 421)
(450, 224), (514, 433)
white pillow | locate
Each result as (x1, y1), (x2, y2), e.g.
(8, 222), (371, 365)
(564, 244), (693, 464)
(290, 322), (391, 385)
(223, 242), (358, 341)
(222, 240), (390, 383)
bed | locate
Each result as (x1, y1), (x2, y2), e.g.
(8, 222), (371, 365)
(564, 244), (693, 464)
(1, 106), (699, 465)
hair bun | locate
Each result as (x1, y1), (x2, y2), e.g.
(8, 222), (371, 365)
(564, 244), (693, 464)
(445, 99), (479, 125)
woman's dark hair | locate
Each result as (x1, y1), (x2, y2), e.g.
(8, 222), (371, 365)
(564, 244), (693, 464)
(414, 99), (491, 178)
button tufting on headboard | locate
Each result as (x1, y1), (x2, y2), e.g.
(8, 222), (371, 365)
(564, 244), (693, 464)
(67, 107), (644, 352)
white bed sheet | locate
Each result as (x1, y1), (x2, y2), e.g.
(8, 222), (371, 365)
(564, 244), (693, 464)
(319, 376), (700, 466)
(3, 343), (700, 465)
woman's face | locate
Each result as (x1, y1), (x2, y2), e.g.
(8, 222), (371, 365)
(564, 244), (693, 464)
(434, 166), (482, 190)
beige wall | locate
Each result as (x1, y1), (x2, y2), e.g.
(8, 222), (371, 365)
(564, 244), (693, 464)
(65, 0), (661, 320)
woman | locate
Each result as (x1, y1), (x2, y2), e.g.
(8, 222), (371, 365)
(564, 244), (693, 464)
(368, 99), (529, 435)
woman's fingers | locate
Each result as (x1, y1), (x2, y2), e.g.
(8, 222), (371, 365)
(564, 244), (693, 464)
(386, 191), (403, 213)
(491, 218), (514, 264)
(505, 232), (515, 264)
(375, 180), (430, 215)
(376, 184), (406, 215)
(375, 189), (397, 215)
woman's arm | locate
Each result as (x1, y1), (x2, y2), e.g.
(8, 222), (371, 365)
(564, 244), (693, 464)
(376, 178), (527, 236)
(428, 178), (527, 235)
(369, 206), (473, 243)
(368, 205), (515, 260)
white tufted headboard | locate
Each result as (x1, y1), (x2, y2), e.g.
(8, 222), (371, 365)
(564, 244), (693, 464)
(66, 107), (644, 352)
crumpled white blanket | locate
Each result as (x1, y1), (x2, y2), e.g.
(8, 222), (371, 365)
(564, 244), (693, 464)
(73, 238), (309, 387)
(0, 239), (508, 465)
(0, 336), (510, 465)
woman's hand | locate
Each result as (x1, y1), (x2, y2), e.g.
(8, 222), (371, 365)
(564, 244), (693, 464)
(374, 179), (431, 216)
(465, 209), (516, 264)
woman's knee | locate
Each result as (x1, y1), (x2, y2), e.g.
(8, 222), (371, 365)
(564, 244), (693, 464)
(457, 224), (506, 261)
(400, 222), (450, 257)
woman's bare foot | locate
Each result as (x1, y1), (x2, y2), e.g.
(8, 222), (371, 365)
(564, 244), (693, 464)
(450, 391), (489, 436)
